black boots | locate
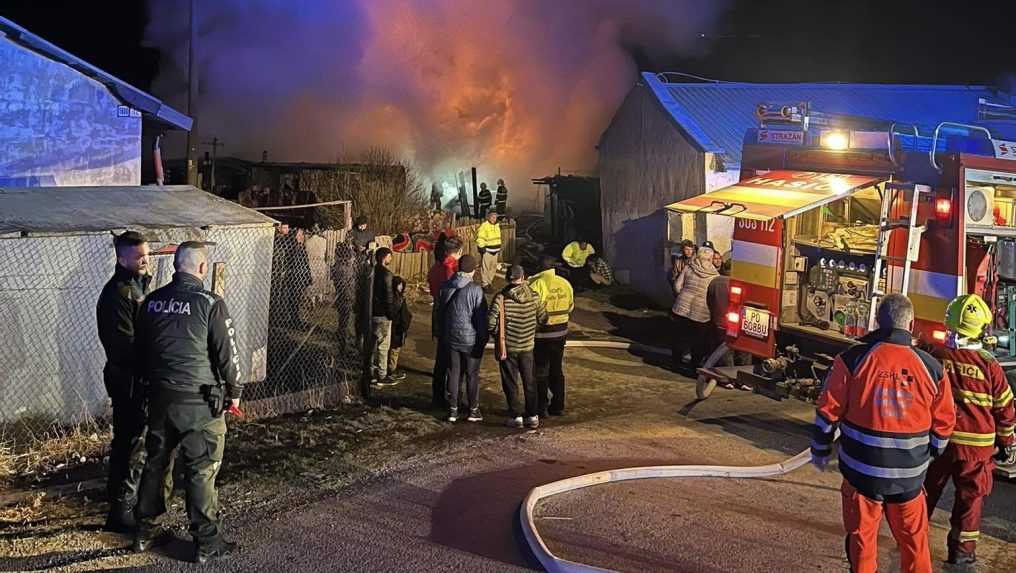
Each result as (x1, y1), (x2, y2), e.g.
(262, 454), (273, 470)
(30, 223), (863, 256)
(195, 540), (238, 564)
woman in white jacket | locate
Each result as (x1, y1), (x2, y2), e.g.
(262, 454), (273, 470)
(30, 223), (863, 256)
(671, 247), (719, 371)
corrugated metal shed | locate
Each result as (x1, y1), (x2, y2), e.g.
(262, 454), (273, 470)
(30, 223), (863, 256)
(642, 72), (1016, 166)
(0, 185), (276, 235)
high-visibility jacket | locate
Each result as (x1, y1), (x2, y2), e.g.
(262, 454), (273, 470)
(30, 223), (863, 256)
(476, 221), (502, 253)
(933, 344), (1016, 460)
(529, 268), (573, 340)
(812, 328), (956, 502)
(562, 241), (596, 268)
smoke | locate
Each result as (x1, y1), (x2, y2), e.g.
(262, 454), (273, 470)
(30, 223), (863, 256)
(146, 0), (727, 210)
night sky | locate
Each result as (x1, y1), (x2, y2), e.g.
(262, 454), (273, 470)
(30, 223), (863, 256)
(4, 0), (1015, 92)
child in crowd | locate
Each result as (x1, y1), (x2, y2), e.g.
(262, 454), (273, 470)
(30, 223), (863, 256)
(388, 277), (413, 381)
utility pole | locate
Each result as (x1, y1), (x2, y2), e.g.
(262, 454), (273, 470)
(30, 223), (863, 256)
(202, 137), (224, 191)
(186, 0), (199, 187)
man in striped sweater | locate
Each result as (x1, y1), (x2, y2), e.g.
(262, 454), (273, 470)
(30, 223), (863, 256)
(489, 265), (548, 429)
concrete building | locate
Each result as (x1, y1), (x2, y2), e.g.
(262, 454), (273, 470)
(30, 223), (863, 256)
(0, 16), (190, 187)
(598, 71), (1016, 306)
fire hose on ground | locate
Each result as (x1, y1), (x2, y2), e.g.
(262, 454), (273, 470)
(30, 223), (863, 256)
(507, 337), (813, 572)
(518, 449), (813, 573)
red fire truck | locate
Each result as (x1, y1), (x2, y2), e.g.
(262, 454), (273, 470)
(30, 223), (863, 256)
(669, 103), (1016, 417)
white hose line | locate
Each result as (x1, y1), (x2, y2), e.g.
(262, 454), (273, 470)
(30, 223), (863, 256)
(519, 449), (813, 573)
(483, 339), (672, 356)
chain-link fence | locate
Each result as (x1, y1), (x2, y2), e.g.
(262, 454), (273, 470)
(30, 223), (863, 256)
(246, 226), (370, 418)
(0, 214), (367, 442)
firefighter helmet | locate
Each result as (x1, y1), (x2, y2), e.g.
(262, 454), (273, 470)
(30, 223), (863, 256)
(945, 294), (992, 340)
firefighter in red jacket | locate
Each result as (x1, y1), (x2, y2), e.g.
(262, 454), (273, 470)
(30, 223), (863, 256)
(925, 294), (1016, 565)
(811, 294), (955, 573)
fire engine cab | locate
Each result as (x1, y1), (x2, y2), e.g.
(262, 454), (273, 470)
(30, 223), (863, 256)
(668, 102), (1016, 424)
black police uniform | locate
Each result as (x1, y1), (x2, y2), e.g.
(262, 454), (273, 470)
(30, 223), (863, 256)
(96, 264), (152, 526)
(133, 272), (241, 554)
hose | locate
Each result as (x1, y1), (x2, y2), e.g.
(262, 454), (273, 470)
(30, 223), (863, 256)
(519, 449), (812, 572)
(484, 339), (671, 356)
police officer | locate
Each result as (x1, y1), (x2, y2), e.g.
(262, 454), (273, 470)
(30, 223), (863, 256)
(96, 231), (152, 531)
(132, 241), (242, 563)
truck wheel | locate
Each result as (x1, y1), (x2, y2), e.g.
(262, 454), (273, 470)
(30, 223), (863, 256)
(696, 376), (717, 400)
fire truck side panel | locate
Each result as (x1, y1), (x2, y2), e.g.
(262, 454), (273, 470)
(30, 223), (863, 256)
(886, 162), (964, 342)
(728, 217), (783, 358)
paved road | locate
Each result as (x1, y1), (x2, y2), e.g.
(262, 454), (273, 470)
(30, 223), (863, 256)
(9, 344), (1016, 572)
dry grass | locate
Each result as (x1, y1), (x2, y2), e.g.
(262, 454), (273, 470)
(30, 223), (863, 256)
(0, 416), (110, 485)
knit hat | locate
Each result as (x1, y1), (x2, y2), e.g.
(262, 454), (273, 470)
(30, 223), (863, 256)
(458, 254), (478, 273)
(509, 264), (525, 281)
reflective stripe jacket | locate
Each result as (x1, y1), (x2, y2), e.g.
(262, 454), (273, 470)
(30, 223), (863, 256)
(933, 344), (1016, 460)
(476, 221), (502, 253)
(812, 328), (955, 502)
(529, 268), (573, 339)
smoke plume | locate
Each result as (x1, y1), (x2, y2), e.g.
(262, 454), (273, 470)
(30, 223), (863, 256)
(146, 0), (726, 210)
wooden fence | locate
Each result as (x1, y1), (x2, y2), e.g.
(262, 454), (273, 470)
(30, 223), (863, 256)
(389, 220), (517, 283)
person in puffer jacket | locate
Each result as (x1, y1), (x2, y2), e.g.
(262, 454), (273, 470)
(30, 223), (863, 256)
(672, 247), (719, 370)
(489, 265), (548, 429)
(436, 255), (488, 422)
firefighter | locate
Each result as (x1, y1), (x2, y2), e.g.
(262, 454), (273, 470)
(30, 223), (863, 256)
(477, 182), (493, 218)
(132, 242), (242, 564)
(95, 231), (152, 531)
(476, 209), (502, 291)
(530, 255), (574, 417)
(495, 178), (508, 216)
(811, 294), (955, 573)
(924, 294), (1016, 565)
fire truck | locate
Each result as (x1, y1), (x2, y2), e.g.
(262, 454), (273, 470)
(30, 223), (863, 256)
(669, 103), (1016, 401)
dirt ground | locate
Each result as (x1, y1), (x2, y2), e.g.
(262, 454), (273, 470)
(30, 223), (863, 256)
(1, 286), (1015, 572)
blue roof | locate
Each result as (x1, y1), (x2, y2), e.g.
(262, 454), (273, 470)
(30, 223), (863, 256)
(643, 72), (1016, 167)
(0, 16), (191, 131)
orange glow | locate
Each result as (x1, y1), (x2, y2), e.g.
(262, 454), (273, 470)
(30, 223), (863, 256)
(932, 329), (947, 342)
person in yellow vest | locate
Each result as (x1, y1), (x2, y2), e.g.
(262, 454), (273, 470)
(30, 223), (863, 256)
(562, 239), (596, 288)
(476, 209), (502, 291)
(529, 255), (575, 416)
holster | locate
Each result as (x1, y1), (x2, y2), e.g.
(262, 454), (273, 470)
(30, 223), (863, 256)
(200, 384), (226, 417)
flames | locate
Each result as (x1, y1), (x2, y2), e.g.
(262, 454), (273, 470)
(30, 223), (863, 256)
(146, 0), (725, 211)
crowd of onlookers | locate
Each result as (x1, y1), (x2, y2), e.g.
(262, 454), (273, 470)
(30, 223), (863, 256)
(267, 208), (623, 428)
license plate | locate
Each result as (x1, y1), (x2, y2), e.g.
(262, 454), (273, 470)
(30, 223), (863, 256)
(742, 307), (770, 339)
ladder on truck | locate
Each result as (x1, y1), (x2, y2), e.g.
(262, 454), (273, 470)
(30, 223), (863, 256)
(867, 182), (931, 330)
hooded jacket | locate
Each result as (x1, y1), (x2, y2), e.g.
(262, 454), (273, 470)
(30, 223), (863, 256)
(437, 272), (488, 352)
(488, 282), (547, 356)
(672, 253), (719, 323)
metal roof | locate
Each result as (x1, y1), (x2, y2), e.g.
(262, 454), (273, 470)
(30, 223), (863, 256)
(642, 72), (1016, 166)
(0, 186), (275, 235)
(0, 16), (191, 131)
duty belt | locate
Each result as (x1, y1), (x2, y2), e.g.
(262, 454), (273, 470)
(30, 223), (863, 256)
(153, 386), (208, 405)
